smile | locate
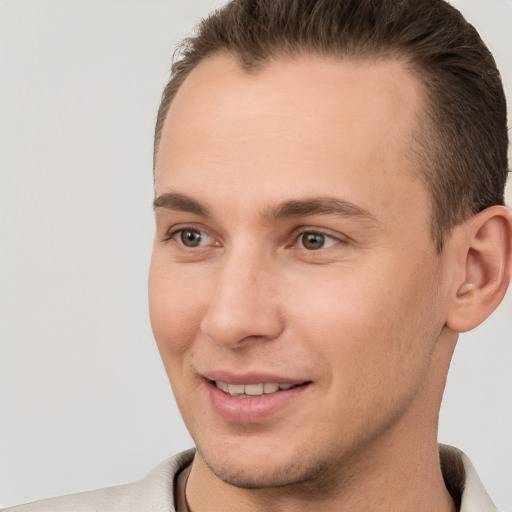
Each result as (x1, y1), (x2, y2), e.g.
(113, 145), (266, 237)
(206, 377), (312, 422)
(214, 381), (300, 397)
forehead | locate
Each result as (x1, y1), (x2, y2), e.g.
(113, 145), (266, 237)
(155, 54), (429, 233)
(157, 54), (424, 158)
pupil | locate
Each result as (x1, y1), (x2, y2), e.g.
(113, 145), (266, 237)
(181, 230), (202, 247)
(303, 232), (324, 250)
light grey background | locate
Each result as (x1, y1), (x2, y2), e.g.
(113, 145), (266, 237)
(0, 0), (510, 509)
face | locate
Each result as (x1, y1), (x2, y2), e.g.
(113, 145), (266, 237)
(149, 54), (449, 489)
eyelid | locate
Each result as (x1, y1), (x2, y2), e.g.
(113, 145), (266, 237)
(177, 228), (211, 247)
(161, 223), (347, 251)
(292, 227), (347, 248)
(163, 224), (219, 248)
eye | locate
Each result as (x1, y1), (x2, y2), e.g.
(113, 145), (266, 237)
(173, 228), (213, 248)
(297, 231), (339, 250)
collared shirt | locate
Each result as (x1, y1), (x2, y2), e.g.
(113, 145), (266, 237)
(1, 445), (499, 511)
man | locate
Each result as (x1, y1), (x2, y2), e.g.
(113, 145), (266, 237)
(3, 0), (510, 511)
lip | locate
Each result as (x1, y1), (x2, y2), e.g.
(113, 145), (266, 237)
(203, 371), (312, 423)
(203, 370), (307, 386)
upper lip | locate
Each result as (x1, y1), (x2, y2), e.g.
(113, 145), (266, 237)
(202, 370), (309, 385)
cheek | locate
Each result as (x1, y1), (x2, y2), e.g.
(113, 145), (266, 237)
(148, 255), (209, 361)
(287, 259), (440, 388)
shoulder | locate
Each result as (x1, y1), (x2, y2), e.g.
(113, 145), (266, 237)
(1, 449), (195, 512)
(439, 444), (499, 512)
(1, 483), (133, 512)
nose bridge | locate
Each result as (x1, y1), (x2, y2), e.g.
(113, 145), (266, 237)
(200, 243), (283, 348)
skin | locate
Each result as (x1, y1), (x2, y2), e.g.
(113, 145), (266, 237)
(149, 54), (511, 511)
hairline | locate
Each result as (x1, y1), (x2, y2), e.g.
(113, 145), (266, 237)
(153, 50), (447, 252)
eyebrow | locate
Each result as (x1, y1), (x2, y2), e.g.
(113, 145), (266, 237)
(153, 192), (211, 217)
(263, 196), (378, 223)
(153, 192), (377, 224)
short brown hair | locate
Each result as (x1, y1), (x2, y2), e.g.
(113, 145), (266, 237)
(154, 0), (508, 252)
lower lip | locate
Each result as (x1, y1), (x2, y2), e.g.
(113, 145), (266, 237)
(206, 381), (310, 423)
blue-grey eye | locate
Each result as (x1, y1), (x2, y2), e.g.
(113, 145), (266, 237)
(298, 231), (338, 250)
(179, 229), (205, 247)
(301, 232), (325, 250)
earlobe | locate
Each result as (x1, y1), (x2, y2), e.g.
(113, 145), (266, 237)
(446, 205), (512, 333)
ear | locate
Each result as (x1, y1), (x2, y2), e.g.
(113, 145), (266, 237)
(446, 205), (512, 333)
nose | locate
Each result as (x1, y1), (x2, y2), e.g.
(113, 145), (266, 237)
(200, 250), (284, 349)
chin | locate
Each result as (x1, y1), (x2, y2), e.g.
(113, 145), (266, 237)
(195, 438), (334, 490)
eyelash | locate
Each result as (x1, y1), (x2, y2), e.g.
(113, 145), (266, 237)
(164, 226), (344, 252)
(166, 227), (215, 248)
(294, 230), (340, 251)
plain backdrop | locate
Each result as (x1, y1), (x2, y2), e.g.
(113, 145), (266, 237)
(0, 0), (511, 509)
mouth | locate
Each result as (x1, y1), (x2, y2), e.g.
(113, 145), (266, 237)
(212, 380), (306, 397)
(204, 375), (312, 422)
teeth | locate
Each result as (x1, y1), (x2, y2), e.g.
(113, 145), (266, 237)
(263, 383), (279, 394)
(245, 383), (264, 396)
(228, 384), (245, 395)
(214, 381), (299, 397)
(216, 381), (229, 393)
